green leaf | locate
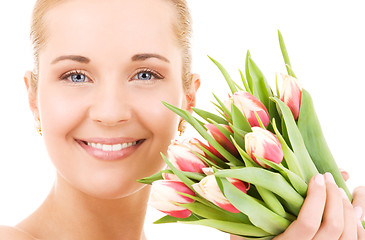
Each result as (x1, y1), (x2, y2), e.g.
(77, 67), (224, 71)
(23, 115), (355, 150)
(192, 107), (228, 125)
(247, 57), (273, 109)
(162, 102), (243, 166)
(239, 69), (252, 94)
(194, 144), (230, 169)
(278, 30), (296, 78)
(137, 171), (163, 185)
(257, 157), (307, 197)
(230, 136), (259, 168)
(213, 93), (232, 121)
(298, 89), (352, 200)
(216, 167), (304, 216)
(176, 201), (246, 223)
(218, 177), (291, 235)
(271, 97), (318, 183)
(206, 118), (234, 146)
(154, 214), (201, 224)
(178, 188), (251, 224)
(182, 219), (271, 237)
(245, 50), (254, 92)
(272, 118), (304, 180)
(208, 55), (238, 94)
(231, 103), (252, 132)
(161, 153), (195, 190)
(255, 186), (287, 218)
(191, 150), (222, 170)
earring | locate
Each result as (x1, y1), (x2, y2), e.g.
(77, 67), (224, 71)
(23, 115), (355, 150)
(178, 119), (187, 136)
(34, 118), (42, 136)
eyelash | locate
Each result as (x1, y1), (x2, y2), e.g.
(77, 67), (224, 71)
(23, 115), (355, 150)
(59, 68), (164, 84)
(132, 68), (164, 81)
(59, 70), (91, 83)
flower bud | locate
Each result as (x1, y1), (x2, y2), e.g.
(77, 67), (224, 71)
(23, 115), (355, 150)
(168, 139), (208, 174)
(205, 124), (239, 157)
(161, 166), (181, 181)
(280, 73), (302, 120)
(150, 180), (195, 218)
(192, 175), (248, 213)
(229, 91), (270, 127)
(245, 127), (283, 167)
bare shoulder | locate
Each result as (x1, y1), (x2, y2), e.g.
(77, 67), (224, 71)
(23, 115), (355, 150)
(0, 226), (37, 240)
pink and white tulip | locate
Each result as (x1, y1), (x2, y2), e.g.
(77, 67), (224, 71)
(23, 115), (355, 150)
(280, 73), (302, 120)
(150, 180), (195, 218)
(168, 139), (208, 174)
(192, 175), (248, 213)
(227, 91), (270, 127)
(205, 124), (239, 158)
(245, 127), (283, 167)
(161, 166), (181, 181)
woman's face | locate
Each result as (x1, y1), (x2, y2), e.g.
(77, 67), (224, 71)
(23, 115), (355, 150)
(26, 0), (197, 199)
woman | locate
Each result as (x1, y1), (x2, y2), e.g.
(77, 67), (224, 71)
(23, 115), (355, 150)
(0, 0), (364, 239)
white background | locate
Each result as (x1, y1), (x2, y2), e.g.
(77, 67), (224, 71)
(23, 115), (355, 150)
(0, 0), (364, 239)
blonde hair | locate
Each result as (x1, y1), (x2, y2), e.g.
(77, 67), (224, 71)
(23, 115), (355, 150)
(30, 0), (193, 91)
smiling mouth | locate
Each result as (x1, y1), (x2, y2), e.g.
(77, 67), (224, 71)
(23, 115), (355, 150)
(84, 140), (140, 151)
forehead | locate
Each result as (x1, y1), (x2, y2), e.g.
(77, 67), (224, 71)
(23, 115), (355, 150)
(40, 0), (179, 64)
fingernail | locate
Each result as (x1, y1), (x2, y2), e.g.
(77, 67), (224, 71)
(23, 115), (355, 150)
(339, 188), (349, 201)
(324, 172), (336, 184)
(314, 174), (325, 186)
(353, 206), (363, 227)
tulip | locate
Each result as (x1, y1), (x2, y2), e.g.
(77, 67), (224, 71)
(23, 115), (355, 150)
(192, 175), (248, 213)
(168, 139), (208, 174)
(205, 124), (239, 157)
(161, 166), (181, 181)
(245, 127), (283, 167)
(227, 91), (270, 127)
(150, 180), (195, 218)
(280, 73), (302, 120)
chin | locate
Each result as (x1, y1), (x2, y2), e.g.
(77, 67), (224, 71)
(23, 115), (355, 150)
(78, 172), (150, 200)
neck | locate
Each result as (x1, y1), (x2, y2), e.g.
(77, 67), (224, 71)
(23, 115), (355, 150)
(18, 174), (150, 240)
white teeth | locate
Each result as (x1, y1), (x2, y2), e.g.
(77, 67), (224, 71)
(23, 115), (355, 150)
(86, 141), (138, 151)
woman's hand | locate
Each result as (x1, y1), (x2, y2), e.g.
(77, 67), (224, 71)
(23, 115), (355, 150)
(230, 173), (365, 240)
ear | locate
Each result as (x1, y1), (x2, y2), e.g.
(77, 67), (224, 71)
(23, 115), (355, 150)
(24, 71), (39, 120)
(183, 73), (201, 113)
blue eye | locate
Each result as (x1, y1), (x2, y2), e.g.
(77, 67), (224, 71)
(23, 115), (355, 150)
(132, 69), (164, 81)
(70, 73), (87, 82)
(137, 72), (153, 80)
(60, 70), (91, 83)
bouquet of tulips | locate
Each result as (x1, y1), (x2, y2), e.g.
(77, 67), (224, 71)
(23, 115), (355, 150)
(138, 31), (354, 239)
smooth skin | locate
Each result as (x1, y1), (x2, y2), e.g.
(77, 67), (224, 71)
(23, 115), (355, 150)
(231, 172), (365, 240)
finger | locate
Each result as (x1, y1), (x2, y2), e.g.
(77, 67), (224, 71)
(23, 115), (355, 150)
(339, 189), (357, 240)
(353, 186), (365, 220)
(274, 174), (326, 240)
(230, 235), (246, 240)
(339, 169), (349, 181)
(355, 207), (365, 240)
(313, 173), (344, 240)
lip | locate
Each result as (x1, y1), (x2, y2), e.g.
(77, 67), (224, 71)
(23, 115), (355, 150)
(76, 138), (145, 161)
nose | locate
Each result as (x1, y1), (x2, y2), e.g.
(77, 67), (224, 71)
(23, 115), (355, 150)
(89, 79), (132, 127)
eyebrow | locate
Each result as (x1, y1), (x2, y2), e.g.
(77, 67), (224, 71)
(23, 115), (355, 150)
(51, 55), (90, 64)
(131, 53), (170, 63)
